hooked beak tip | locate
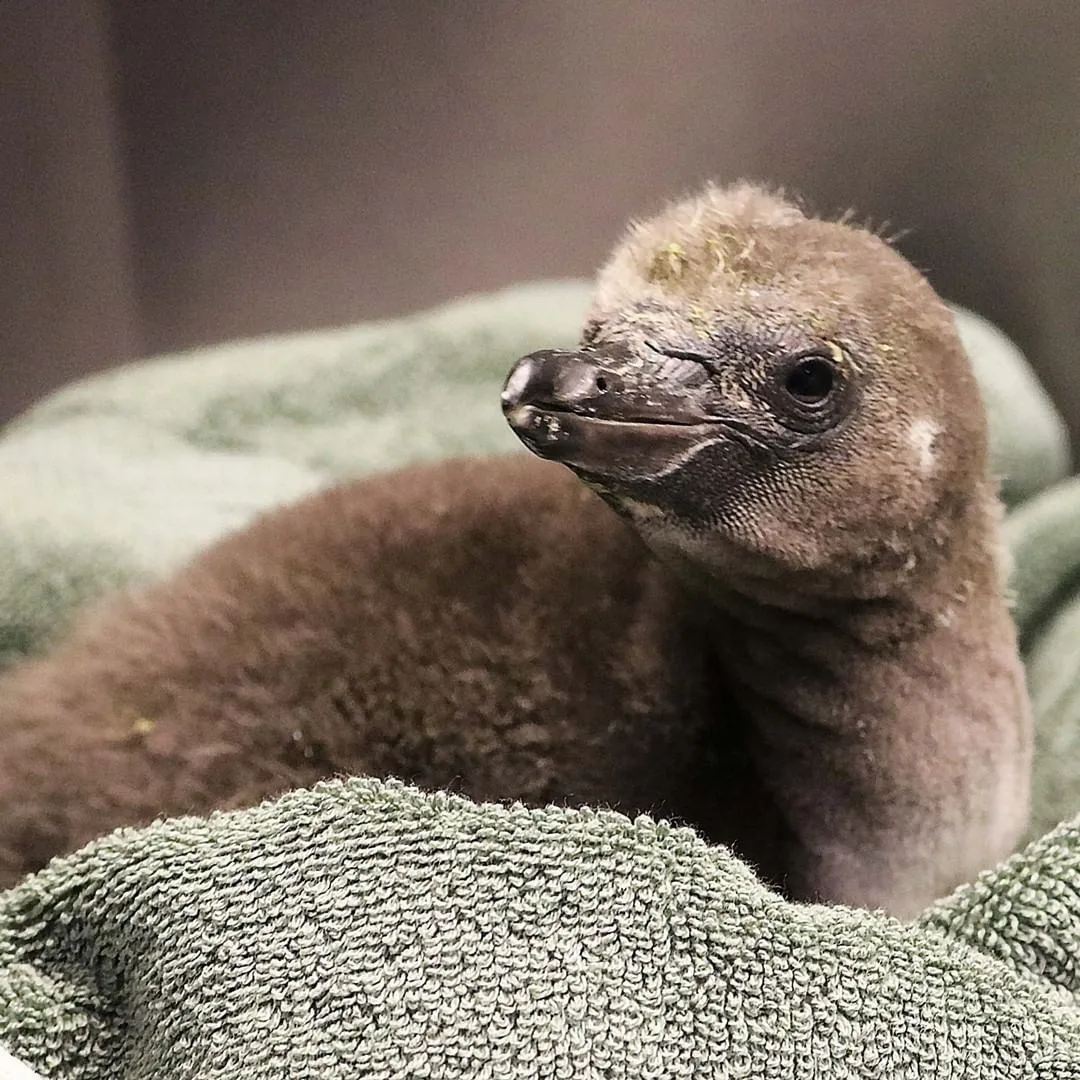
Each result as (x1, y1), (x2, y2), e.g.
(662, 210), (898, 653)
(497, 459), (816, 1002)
(504, 403), (536, 432)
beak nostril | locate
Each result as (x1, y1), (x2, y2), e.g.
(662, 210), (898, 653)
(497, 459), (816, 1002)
(503, 349), (630, 417)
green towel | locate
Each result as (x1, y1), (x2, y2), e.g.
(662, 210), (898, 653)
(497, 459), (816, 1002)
(0, 281), (588, 668)
(1, 282), (1079, 1077)
(3, 780), (1080, 1079)
(1007, 478), (1080, 843)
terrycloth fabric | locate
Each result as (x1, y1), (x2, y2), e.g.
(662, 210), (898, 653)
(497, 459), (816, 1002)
(0, 281), (589, 667)
(1007, 478), (1080, 842)
(4, 779), (1080, 1080)
(1, 282), (1080, 1077)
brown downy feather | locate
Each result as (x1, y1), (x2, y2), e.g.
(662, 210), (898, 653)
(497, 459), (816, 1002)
(0, 457), (760, 883)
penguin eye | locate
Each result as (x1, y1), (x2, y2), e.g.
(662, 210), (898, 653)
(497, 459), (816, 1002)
(769, 348), (853, 439)
(783, 354), (836, 405)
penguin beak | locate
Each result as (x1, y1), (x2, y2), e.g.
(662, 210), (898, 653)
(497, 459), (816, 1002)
(501, 345), (736, 482)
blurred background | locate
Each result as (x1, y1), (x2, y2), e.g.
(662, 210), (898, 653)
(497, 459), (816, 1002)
(3, 2), (1079, 439)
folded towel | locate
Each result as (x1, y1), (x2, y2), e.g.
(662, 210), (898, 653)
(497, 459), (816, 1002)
(2, 779), (1080, 1078)
(0, 283), (1078, 1077)
(1005, 476), (1080, 842)
(0, 281), (589, 667)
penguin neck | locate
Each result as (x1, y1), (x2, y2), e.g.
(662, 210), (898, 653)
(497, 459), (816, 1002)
(663, 486), (1032, 916)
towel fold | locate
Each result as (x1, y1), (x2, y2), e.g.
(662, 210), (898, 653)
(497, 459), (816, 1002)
(0, 282), (589, 665)
(3, 779), (1080, 1078)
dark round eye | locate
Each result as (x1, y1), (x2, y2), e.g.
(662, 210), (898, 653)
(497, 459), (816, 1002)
(784, 355), (836, 405)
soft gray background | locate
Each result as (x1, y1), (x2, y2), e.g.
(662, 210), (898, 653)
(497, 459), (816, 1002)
(3, 2), (1078, 441)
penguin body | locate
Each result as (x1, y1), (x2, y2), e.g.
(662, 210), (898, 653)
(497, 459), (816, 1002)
(0, 183), (1032, 915)
(0, 456), (775, 884)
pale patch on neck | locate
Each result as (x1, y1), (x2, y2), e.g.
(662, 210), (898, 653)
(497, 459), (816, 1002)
(612, 499), (719, 565)
(615, 496), (670, 525)
(908, 417), (941, 476)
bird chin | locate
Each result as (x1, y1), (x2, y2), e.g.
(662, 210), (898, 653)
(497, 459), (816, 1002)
(506, 404), (722, 484)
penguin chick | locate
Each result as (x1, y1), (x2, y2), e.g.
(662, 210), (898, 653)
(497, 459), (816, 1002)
(503, 181), (1032, 916)
(0, 184), (1030, 917)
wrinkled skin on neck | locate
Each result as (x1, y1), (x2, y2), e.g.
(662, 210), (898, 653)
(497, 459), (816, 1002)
(504, 182), (1033, 915)
(638, 491), (1030, 916)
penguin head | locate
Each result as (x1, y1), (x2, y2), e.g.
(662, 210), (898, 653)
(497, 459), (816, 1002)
(503, 183), (990, 597)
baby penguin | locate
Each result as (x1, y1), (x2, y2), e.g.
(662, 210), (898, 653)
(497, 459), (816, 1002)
(0, 184), (1030, 917)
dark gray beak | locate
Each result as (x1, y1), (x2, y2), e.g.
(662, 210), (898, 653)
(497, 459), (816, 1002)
(501, 344), (729, 483)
